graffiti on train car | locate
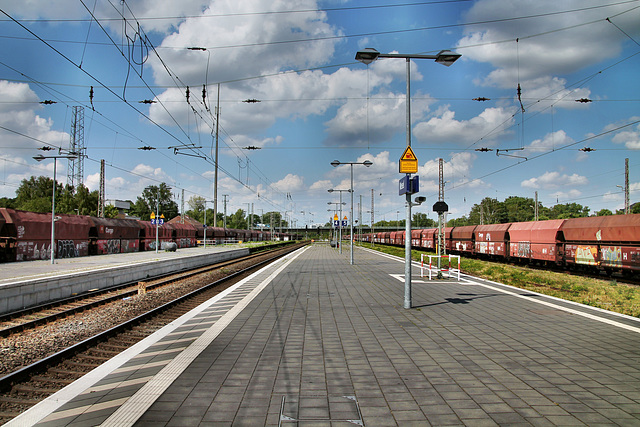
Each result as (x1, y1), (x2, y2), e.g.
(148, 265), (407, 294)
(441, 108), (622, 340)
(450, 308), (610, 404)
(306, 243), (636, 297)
(57, 240), (79, 258)
(516, 241), (531, 258)
(98, 239), (121, 254)
(601, 246), (622, 267)
(16, 241), (49, 261)
(575, 245), (598, 265)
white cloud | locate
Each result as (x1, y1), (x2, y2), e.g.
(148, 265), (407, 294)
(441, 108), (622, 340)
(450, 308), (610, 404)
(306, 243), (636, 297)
(413, 106), (515, 144)
(0, 81), (69, 155)
(526, 130), (573, 152)
(456, 0), (635, 106)
(611, 121), (640, 150)
(272, 173), (304, 193)
(521, 171), (588, 189)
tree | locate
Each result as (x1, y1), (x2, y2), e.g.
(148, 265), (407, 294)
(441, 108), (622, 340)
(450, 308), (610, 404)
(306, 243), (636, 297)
(186, 196), (206, 223)
(596, 208), (613, 216)
(547, 203), (589, 219)
(14, 176), (61, 213)
(469, 197), (506, 224)
(0, 197), (15, 208)
(228, 209), (247, 229)
(131, 183), (178, 220)
(412, 212), (436, 228)
(503, 196), (535, 223)
(104, 204), (120, 218)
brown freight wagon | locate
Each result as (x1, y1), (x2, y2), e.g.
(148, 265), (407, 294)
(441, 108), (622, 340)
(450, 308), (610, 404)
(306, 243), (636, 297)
(508, 219), (565, 264)
(451, 225), (476, 255)
(89, 217), (140, 255)
(474, 223), (510, 257)
(0, 208), (91, 261)
(561, 214), (640, 273)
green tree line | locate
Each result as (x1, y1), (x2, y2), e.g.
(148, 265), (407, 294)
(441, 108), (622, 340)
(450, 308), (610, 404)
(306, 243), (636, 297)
(0, 176), (290, 230)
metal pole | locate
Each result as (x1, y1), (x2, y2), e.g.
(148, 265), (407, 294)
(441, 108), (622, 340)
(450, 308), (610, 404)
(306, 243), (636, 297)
(155, 187), (159, 254)
(50, 160), (57, 264)
(203, 201), (207, 249)
(339, 192), (343, 255)
(213, 84), (220, 233)
(404, 57), (412, 309)
(350, 164), (354, 265)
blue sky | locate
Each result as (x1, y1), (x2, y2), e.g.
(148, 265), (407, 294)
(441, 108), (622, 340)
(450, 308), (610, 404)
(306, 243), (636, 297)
(1, 0), (639, 227)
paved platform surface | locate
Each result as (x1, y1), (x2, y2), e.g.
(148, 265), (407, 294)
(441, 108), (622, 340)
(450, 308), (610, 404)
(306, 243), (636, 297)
(0, 245), (246, 285)
(11, 243), (640, 426)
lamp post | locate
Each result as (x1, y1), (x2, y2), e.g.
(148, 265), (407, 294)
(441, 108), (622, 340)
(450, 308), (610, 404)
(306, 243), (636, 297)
(33, 153), (78, 264)
(356, 47), (461, 308)
(330, 160), (372, 265)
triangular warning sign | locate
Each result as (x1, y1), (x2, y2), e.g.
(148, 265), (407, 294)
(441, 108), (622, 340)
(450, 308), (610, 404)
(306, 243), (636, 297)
(401, 146), (417, 161)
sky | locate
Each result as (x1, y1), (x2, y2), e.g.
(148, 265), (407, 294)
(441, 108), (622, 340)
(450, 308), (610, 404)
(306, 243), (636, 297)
(0, 0), (639, 228)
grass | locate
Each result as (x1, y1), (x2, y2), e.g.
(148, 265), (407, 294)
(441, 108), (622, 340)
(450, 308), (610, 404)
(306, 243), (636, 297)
(360, 243), (640, 318)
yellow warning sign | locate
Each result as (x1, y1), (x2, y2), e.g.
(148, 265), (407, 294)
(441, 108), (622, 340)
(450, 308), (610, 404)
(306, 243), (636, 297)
(334, 214), (338, 221)
(150, 212), (156, 219)
(399, 145), (418, 174)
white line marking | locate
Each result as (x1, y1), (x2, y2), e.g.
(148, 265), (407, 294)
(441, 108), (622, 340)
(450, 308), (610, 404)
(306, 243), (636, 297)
(362, 247), (640, 334)
(101, 246), (309, 426)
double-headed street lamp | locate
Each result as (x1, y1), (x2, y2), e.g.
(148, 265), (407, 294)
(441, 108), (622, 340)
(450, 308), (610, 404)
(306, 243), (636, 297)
(356, 48), (461, 308)
(330, 159), (373, 265)
(33, 152), (78, 264)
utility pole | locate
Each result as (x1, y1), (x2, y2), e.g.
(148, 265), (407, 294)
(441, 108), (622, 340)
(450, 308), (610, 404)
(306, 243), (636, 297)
(625, 158), (630, 215)
(222, 194), (228, 230)
(534, 191), (538, 221)
(371, 189), (375, 246)
(181, 189), (185, 223)
(437, 158), (445, 257)
(97, 159), (105, 217)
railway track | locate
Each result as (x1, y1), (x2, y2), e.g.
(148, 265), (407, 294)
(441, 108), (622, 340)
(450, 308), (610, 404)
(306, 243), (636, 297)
(0, 244), (293, 338)
(0, 242), (307, 423)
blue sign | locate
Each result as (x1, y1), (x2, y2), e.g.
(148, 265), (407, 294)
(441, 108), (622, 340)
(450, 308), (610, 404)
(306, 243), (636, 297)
(341, 220), (347, 227)
(333, 220), (339, 228)
(399, 175), (419, 195)
(151, 218), (156, 225)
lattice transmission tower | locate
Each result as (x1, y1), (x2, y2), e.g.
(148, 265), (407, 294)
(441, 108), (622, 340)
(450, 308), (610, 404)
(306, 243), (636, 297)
(67, 106), (85, 191)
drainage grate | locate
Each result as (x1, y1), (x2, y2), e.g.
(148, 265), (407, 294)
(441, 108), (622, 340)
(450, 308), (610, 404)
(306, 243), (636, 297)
(279, 395), (364, 426)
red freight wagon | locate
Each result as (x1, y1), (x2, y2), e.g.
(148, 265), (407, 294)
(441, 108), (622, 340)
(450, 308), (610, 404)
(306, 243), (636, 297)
(421, 229), (436, 250)
(169, 222), (198, 248)
(508, 220), (565, 263)
(561, 214), (640, 272)
(390, 231), (404, 245)
(379, 232), (391, 244)
(475, 223), (511, 257)
(139, 220), (173, 251)
(411, 229), (422, 247)
(89, 217), (140, 255)
(0, 208), (91, 261)
(451, 225), (476, 255)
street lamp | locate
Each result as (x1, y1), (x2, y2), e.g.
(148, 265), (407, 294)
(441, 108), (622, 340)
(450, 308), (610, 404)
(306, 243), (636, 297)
(356, 47), (461, 309)
(330, 160), (372, 265)
(33, 152), (78, 264)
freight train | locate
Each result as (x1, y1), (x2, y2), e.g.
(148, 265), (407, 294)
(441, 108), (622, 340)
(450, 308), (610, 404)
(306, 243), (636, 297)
(0, 208), (299, 263)
(355, 214), (640, 276)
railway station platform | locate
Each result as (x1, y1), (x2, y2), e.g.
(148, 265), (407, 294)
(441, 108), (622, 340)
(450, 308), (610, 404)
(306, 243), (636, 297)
(0, 245), (250, 314)
(9, 243), (640, 426)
